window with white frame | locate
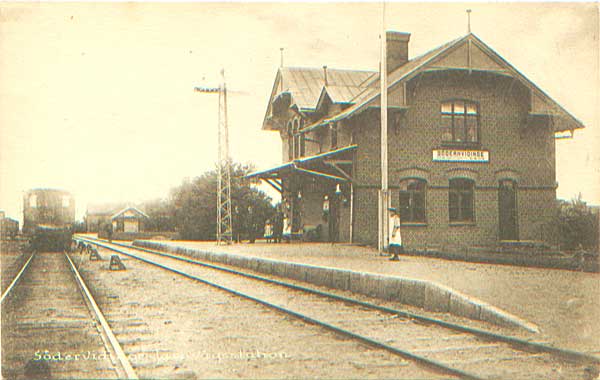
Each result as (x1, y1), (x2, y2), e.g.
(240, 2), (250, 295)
(449, 178), (475, 223)
(399, 179), (426, 223)
(441, 100), (479, 144)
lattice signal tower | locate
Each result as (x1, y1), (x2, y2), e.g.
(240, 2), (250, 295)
(194, 69), (233, 244)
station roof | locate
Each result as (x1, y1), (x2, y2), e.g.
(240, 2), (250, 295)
(86, 202), (128, 216)
(265, 33), (585, 134)
(278, 67), (375, 111)
(263, 67), (376, 130)
(111, 206), (149, 220)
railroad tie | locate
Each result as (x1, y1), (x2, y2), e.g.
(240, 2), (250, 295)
(109, 255), (126, 271)
(89, 247), (101, 261)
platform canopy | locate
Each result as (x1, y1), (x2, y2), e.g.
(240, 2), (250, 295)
(245, 145), (357, 192)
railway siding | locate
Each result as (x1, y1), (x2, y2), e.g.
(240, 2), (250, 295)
(133, 239), (538, 332)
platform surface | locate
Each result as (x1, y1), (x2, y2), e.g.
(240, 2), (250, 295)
(135, 239), (599, 354)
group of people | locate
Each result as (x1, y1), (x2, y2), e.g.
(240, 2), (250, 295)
(262, 207), (404, 261)
(263, 212), (284, 243)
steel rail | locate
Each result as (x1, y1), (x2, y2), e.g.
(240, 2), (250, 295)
(75, 237), (481, 380)
(1, 252), (35, 304)
(80, 236), (600, 367)
(64, 252), (138, 379)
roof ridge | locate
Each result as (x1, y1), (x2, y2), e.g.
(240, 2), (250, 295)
(347, 33), (469, 103)
(409, 34), (468, 62)
(282, 66), (376, 73)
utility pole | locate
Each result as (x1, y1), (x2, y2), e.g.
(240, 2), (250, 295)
(194, 69), (233, 245)
(378, 1), (390, 254)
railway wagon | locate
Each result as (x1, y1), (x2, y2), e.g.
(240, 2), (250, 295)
(0, 213), (19, 240)
(23, 188), (75, 252)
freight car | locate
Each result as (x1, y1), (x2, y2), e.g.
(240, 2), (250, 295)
(23, 188), (75, 252)
(0, 211), (19, 240)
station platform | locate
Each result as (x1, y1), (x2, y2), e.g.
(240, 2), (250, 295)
(126, 239), (598, 354)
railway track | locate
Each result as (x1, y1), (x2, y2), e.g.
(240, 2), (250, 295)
(1, 252), (34, 303)
(1, 251), (137, 379)
(78, 236), (600, 380)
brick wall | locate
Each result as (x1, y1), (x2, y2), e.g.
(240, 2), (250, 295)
(350, 71), (557, 247)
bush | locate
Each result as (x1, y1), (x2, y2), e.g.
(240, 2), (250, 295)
(556, 195), (599, 251)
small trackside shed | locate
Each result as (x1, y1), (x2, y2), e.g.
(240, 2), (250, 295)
(111, 206), (149, 234)
(246, 31), (585, 250)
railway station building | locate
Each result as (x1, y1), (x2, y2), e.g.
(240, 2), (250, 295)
(246, 32), (584, 250)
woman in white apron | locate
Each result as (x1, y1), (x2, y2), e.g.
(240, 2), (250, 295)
(389, 208), (403, 261)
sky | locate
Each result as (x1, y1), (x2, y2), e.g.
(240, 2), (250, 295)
(0, 2), (598, 222)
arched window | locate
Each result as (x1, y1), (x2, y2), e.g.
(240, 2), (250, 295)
(399, 179), (426, 223)
(29, 195), (37, 208)
(62, 195), (70, 208)
(299, 119), (306, 157)
(330, 122), (338, 149)
(441, 100), (479, 144)
(293, 119), (300, 158)
(449, 178), (475, 222)
(287, 121), (293, 160)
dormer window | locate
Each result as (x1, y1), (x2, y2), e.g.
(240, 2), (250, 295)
(441, 100), (479, 145)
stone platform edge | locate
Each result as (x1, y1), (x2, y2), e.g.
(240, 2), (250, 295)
(133, 240), (539, 333)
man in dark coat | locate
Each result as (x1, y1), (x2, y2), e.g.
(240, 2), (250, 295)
(273, 207), (284, 243)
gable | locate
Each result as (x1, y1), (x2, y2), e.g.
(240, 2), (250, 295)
(429, 41), (508, 74)
(262, 70), (283, 131)
(111, 206), (148, 220)
(304, 34), (584, 134)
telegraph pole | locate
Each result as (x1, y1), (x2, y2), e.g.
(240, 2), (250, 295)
(194, 69), (234, 245)
(378, 1), (390, 254)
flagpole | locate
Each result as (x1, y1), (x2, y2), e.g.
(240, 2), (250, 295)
(378, 1), (389, 255)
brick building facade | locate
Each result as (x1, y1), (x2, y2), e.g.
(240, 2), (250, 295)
(247, 32), (584, 250)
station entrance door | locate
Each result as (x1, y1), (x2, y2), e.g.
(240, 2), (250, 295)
(498, 180), (518, 241)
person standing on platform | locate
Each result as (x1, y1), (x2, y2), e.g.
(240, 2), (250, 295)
(264, 219), (274, 243)
(389, 208), (403, 261)
(273, 207), (283, 243)
(106, 222), (113, 243)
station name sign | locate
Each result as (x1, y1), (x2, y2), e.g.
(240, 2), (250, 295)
(432, 149), (489, 163)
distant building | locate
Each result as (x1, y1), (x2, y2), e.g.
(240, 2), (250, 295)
(247, 31), (584, 249)
(111, 206), (149, 233)
(0, 211), (19, 240)
(85, 202), (127, 232)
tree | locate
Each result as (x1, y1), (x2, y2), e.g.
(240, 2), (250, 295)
(556, 194), (599, 251)
(140, 198), (176, 232)
(170, 162), (275, 241)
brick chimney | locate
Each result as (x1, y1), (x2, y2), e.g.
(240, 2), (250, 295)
(386, 31), (411, 73)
